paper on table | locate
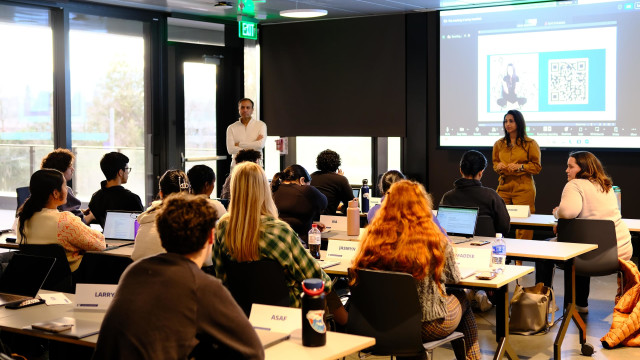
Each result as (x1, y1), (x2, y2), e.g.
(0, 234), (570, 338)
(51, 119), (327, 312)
(39, 293), (72, 305)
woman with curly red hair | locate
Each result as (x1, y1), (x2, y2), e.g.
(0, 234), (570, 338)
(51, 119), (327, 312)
(351, 180), (480, 360)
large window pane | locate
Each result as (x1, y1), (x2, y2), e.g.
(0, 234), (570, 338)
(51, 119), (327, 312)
(0, 5), (53, 211)
(388, 137), (402, 171)
(296, 137), (372, 186)
(264, 135), (281, 180)
(69, 14), (145, 202)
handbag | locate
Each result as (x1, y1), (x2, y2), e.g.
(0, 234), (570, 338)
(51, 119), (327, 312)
(509, 282), (557, 335)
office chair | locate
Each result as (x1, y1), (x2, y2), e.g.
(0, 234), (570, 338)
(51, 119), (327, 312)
(75, 252), (133, 285)
(223, 258), (290, 316)
(347, 269), (465, 359)
(15, 187), (30, 211)
(556, 218), (621, 356)
(474, 215), (496, 237)
(19, 244), (74, 293)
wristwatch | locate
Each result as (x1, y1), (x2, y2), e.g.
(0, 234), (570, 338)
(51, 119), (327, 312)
(520, 164), (525, 171)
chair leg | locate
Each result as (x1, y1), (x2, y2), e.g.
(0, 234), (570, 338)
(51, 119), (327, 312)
(426, 349), (433, 360)
(452, 338), (466, 360)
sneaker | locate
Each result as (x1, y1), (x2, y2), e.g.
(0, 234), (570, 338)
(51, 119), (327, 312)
(576, 305), (589, 314)
(474, 290), (493, 312)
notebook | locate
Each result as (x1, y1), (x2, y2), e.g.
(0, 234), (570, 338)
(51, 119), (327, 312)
(436, 205), (479, 244)
(318, 259), (340, 269)
(28, 317), (101, 339)
(103, 211), (141, 241)
(255, 328), (290, 349)
(0, 254), (55, 307)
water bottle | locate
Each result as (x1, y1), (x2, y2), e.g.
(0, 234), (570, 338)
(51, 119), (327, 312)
(308, 224), (321, 260)
(361, 179), (370, 213)
(613, 186), (622, 213)
(346, 199), (360, 236)
(491, 233), (506, 273)
(301, 279), (326, 347)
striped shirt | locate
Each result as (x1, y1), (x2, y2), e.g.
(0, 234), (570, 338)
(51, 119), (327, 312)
(213, 215), (331, 307)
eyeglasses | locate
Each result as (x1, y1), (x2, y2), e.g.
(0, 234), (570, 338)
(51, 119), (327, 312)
(124, 167), (132, 174)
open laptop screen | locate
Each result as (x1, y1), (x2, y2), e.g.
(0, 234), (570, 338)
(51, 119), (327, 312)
(103, 211), (140, 240)
(0, 254), (55, 297)
(436, 205), (479, 238)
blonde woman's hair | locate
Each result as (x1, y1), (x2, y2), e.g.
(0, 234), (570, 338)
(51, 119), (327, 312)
(221, 162), (278, 261)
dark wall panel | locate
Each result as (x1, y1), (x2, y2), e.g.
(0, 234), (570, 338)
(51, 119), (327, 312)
(261, 15), (406, 137)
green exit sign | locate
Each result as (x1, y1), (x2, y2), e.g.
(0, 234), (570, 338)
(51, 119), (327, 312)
(239, 21), (258, 40)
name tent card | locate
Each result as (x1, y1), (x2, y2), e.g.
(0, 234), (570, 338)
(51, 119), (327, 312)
(326, 240), (359, 260)
(75, 284), (118, 310)
(454, 246), (492, 270)
(506, 205), (531, 218)
(249, 304), (301, 334)
(319, 215), (348, 231)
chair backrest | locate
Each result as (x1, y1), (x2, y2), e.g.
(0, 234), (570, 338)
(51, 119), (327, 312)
(557, 218), (619, 277)
(224, 259), (290, 316)
(347, 269), (424, 357)
(75, 252), (133, 285)
(16, 187), (30, 210)
(475, 215), (496, 237)
(19, 244), (74, 293)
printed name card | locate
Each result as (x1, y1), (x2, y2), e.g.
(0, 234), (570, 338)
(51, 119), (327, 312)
(249, 304), (301, 334)
(75, 284), (118, 310)
(319, 215), (347, 231)
(326, 240), (359, 260)
(506, 205), (531, 218)
(454, 246), (492, 270)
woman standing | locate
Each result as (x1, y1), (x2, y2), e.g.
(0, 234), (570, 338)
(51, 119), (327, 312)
(17, 169), (105, 272)
(271, 165), (327, 246)
(352, 180), (480, 360)
(492, 109), (541, 240)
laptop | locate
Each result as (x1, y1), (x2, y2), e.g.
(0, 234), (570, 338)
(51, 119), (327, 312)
(255, 328), (290, 349)
(436, 205), (479, 244)
(103, 211), (140, 247)
(0, 254), (55, 307)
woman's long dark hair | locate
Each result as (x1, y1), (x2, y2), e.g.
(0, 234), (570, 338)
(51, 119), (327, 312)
(18, 169), (65, 243)
(503, 109), (527, 147)
(271, 164), (311, 192)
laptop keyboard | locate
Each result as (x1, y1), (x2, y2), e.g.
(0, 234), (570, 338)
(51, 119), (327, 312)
(450, 236), (473, 244)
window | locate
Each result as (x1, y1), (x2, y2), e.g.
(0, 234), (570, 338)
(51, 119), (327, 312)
(296, 137), (372, 186)
(0, 5), (53, 210)
(69, 14), (145, 202)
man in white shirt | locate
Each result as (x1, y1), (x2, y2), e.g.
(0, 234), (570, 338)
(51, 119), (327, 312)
(226, 98), (267, 166)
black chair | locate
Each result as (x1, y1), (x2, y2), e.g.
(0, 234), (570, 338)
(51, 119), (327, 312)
(474, 215), (496, 237)
(75, 252), (133, 285)
(16, 187), (30, 210)
(347, 269), (465, 359)
(224, 259), (290, 316)
(19, 244), (74, 293)
(557, 218), (619, 277)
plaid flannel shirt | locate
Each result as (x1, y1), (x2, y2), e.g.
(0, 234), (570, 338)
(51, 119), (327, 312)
(213, 215), (332, 307)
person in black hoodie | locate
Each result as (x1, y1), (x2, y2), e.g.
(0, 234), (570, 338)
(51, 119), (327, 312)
(440, 150), (510, 235)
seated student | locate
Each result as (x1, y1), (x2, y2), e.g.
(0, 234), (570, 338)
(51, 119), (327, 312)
(17, 169), (105, 272)
(187, 164), (227, 218)
(440, 150), (510, 235)
(88, 152), (144, 228)
(272, 164), (327, 246)
(132, 170), (193, 261)
(212, 162), (347, 325)
(93, 193), (264, 360)
(537, 151), (632, 313)
(352, 180), (480, 360)
(40, 148), (95, 224)
(367, 170), (405, 223)
(309, 149), (355, 215)
(220, 149), (262, 200)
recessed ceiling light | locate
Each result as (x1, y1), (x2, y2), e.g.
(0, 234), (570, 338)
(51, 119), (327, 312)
(279, 9), (328, 18)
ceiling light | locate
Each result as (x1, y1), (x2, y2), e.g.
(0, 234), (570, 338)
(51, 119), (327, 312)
(279, 9), (328, 18)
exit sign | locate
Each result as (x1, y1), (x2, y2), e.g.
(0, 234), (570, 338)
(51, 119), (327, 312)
(239, 21), (258, 40)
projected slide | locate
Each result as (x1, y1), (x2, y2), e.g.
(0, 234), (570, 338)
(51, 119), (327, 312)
(439, 0), (639, 149)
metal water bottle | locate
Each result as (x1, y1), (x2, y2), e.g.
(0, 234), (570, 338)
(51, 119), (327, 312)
(301, 279), (326, 347)
(361, 179), (370, 213)
(613, 186), (622, 213)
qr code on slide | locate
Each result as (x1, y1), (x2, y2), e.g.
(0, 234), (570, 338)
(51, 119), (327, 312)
(548, 58), (589, 105)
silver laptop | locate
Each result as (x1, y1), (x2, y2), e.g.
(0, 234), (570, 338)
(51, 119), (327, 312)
(103, 211), (140, 241)
(436, 205), (479, 244)
(0, 254), (55, 307)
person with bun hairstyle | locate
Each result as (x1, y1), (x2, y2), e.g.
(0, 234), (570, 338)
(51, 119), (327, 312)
(132, 170), (195, 261)
(271, 164), (327, 246)
(366, 170), (405, 223)
(17, 169), (105, 272)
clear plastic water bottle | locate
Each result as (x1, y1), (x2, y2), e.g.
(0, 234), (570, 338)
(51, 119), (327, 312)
(491, 233), (506, 273)
(308, 224), (321, 259)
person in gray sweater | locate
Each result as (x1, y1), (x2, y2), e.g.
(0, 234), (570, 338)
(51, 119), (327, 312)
(93, 193), (264, 360)
(352, 180), (480, 360)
